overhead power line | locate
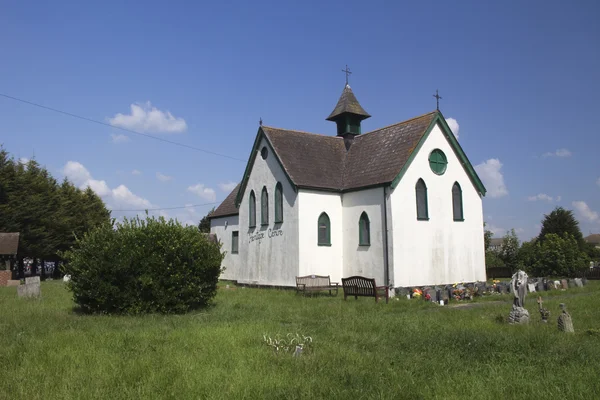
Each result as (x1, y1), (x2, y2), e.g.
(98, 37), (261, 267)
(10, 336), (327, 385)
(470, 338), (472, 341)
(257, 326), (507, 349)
(0, 92), (246, 162)
(110, 201), (221, 213)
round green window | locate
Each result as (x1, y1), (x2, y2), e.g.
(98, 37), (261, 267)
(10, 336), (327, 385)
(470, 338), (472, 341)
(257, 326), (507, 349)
(429, 149), (447, 175)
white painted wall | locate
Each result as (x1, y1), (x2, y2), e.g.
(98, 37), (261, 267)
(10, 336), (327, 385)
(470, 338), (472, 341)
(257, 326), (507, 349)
(210, 215), (240, 281)
(390, 122), (486, 287)
(342, 187), (386, 285)
(298, 190), (343, 283)
(236, 137), (299, 286)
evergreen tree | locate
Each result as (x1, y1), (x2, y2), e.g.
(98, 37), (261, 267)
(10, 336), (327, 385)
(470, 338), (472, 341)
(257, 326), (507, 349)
(539, 207), (585, 249)
(198, 207), (214, 233)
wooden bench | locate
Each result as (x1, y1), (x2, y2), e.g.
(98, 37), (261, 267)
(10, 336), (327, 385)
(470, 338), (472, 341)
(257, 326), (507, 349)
(342, 276), (389, 303)
(296, 275), (339, 296)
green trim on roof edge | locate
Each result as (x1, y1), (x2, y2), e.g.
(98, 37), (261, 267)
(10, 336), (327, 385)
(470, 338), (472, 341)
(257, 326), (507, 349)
(234, 127), (297, 208)
(390, 111), (487, 196)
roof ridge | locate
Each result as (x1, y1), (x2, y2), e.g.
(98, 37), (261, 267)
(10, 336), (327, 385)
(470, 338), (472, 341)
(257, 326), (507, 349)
(361, 110), (438, 137)
(262, 125), (340, 139)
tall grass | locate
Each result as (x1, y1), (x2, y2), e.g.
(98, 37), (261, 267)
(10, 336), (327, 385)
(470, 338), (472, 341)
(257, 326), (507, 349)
(1, 281), (599, 399)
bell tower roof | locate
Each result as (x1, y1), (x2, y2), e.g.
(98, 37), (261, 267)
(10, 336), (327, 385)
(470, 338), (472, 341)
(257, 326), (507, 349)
(326, 83), (371, 122)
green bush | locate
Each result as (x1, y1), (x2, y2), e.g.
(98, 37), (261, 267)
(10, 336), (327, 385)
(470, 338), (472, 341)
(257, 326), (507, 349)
(62, 215), (224, 314)
(523, 233), (589, 278)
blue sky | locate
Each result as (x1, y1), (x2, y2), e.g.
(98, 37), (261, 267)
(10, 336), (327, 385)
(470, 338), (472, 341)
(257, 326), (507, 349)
(1, 0), (599, 241)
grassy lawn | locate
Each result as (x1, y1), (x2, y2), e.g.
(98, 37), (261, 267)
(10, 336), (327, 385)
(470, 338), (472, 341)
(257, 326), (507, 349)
(1, 281), (600, 399)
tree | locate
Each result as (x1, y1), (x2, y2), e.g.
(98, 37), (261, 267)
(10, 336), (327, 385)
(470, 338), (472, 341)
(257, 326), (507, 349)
(0, 146), (111, 278)
(198, 207), (214, 233)
(539, 207), (584, 249)
(530, 233), (589, 277)
(500, 229), (520, 272)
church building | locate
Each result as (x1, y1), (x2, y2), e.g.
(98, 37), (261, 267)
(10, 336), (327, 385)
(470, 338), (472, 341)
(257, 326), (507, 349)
(209, 81), (487, 290)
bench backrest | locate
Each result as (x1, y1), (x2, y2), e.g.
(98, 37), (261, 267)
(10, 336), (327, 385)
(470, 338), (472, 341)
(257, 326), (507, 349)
(296, 275), (331, 287)
(342, 276), (377, 295)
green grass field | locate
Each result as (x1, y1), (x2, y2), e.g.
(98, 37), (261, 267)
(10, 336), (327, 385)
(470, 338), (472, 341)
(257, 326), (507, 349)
(1, 281), (600, 399)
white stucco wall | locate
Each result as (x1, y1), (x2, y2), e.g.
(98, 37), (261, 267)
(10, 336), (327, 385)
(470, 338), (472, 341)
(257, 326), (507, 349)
(390, 122), (486, 287)
(298, 190), (343, 283)
(210, 215), (240, 281)
(342, 187), (387, 285)
(236, 137), (299, 286)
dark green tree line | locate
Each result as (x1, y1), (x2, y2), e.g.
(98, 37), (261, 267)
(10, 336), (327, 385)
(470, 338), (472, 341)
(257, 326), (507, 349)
(0, 146), (110, 279)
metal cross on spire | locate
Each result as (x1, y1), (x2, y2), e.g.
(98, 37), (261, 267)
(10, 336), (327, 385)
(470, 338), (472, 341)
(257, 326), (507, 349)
(433, 89), (442, 111)
(342, 65), (352, 85)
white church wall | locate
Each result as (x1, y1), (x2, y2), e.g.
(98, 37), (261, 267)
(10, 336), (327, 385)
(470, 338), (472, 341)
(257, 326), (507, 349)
(390, 122), (486, 287)
(236, 136), (299, 286)
(298, 190), (343, 283)
(342, 187), (386, 285)
(210, 215), (240, 281)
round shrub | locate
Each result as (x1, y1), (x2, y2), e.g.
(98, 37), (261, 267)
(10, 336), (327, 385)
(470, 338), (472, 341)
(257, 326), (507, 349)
(62, 215), (224, 314)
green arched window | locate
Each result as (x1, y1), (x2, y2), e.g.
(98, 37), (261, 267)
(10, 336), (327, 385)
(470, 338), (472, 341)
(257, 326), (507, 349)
(452, 182), (464, 221)
(274, 182), (283, 223)
(359, 212), (370, 246)
(318, 212), (331, 246)
(416, 179), (429, 220)
(249, 190), (256, 228)
(261, 186), (269, 225)
(429, 149), (447, 175)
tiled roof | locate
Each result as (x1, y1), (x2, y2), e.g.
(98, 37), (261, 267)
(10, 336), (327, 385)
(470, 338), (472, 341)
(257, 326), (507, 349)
(585, 234), (600, 245)
(326, 84), (371, 121)
(209, 183), (240, 218)
(262, 127), (347, 190)
(211, 110), (477, 218)
(0, 232), (20, 255)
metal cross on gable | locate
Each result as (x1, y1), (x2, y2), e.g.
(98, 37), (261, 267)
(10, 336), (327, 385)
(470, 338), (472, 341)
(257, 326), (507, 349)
(433, 89), (442, 111)
(342, 65), (352, 85)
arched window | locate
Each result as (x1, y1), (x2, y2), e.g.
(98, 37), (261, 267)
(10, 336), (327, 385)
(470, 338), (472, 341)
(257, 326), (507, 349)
(416, 179), (429, 220)
(274, 182), (283, 223)
(359, 212), (370, 246)
(318, 212), (331, 246)
(261, 186), (269, 225)
(249, 191), (256, 228)
(452, 182), (464, 221)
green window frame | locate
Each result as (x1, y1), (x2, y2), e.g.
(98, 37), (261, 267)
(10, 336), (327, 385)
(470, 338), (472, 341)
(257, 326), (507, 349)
(231, 231), (239, 254)
(274, 182), (283, 223)
(416, 178), (429, 220)
(261, 186), (269, 225)
(359, 212), (370, 246)
(249, 191), (256, 228)
(429, 149), (447, 175)
(318, 212), (331, 246)
(452, 182), (464, 221)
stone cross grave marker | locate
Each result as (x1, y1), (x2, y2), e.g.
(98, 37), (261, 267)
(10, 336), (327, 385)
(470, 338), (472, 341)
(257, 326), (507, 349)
(561, 279), (569, 290)
(574, 278), (583, 288)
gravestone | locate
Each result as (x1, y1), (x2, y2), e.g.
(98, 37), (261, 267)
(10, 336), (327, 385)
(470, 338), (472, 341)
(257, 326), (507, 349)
(561, 279), (569, 290)
(536, 280), (545, 292)
(582, 277), (588, 286)
(574, 278), (583, 288)
(440, 288), (450, 303)
(17, 276), (41, 299)
(568, 279), (576, 288)
(546, 281), (555, 290)
(527, 283), (536, 293)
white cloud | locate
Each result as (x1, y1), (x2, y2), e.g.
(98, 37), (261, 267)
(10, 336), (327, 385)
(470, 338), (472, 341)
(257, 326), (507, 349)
(556, 195), (562, 202)
(543, 148), (572, 158)
(527, 193), (556, 202)
(131, 169), (142, 176)
(486, 224), (506, 236)
(188, 183), (216, 202)
(63, 161), (155, 211)
(110, 134), (130, 143)
(19, 157), (29, 165)
(156, 172), (173, 182)
(475, 158), (508, 198)
(108, 101), (187, 133)
(445, 118), (459, 140)
(218, 182), (238, 192)
(572, 201), (599, 223)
